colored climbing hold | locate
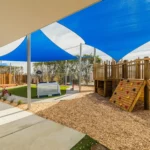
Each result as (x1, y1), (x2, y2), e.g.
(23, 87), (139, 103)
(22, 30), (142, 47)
(119, 96), (121, 100)
(133, 88), (136, 91)
(120, 103), (122, 106)
(114, 92), (117, 95)
(120, 87), (123, 91)
(137, 82), (140, 85)
(114, 101), (116, 103)
(125, 105), (128, 109)
(120, 83), (123, 86)
(126, 96), (130, 99)
(126, 91), (129, 94)
(130, 83), (133, 86)
(127, 79), (130, 82)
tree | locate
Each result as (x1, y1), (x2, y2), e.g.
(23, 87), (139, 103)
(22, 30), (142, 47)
(81, 54), (101, 85)
(33, 61), (66, 83)
(0, 65), (23, 74)
(33, 62), (44, 82)
(67, 58), (79, 84)
(45, 62), (59, 81)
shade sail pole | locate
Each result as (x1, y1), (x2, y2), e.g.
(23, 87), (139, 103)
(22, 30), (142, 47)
(94, 48), (96, 64)
(10, 63), (11, 74)
(65, 60), (67, 85)
(27, 34), (31, 109)
(79, 43), (82, 92)
(93, 48), (96, 86)
(13, 67), (16, 83)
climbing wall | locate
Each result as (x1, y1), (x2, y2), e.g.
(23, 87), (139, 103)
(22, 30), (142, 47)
(109, 79), (146, 112)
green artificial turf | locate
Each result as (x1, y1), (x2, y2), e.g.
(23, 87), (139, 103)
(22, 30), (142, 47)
(70, 135), (98, 150)
(6, 85), (68, 99)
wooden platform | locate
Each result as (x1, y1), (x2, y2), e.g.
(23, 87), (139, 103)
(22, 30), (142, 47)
(109, 79), (146, 112)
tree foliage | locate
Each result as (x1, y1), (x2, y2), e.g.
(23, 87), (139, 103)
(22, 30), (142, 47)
(0, 66), (23, 74)
(33, 54), (101, 85)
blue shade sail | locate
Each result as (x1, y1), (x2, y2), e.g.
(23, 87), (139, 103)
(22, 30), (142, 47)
(59, 0), (150, 61)
(0, 30), (76, 62)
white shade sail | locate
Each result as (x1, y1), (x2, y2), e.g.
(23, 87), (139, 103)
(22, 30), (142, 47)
(0, 0), (99, 47)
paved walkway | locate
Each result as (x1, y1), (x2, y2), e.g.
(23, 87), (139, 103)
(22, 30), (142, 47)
(0, 102), (84, 150)
(34, 88), (79, 103)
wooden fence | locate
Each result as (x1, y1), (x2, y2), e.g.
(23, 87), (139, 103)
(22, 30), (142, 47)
(0, 73), (27, 85)
(94, 57), (150, 80)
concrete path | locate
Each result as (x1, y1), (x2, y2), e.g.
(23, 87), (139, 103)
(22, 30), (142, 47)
(0, 102), (85, 150)
(34, 88), (79, 103)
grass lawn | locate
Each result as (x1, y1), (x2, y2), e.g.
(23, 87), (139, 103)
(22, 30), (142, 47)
(7, 85), (69, 99)
(71, 135), (98, 150)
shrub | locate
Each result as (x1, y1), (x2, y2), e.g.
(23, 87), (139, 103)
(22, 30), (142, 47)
(10, 100), (14, 103)
(3, 97), (7, 101)
(17, 100), (23, 105)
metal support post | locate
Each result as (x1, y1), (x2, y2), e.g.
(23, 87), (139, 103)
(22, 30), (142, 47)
(79, 43), (82, 92)
(27, 34), (31, 109)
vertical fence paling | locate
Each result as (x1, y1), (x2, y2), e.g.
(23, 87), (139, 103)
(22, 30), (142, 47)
(141, 60), (144, 79)
(144, 57), (150, 110)
(116, 63), (119, 79)
(136, 59), (140, 79)
(149, 60), (150, 79)
(122, 60), (128, 79)
(0, 73), (27, 85)
(119, 62), (122, 79)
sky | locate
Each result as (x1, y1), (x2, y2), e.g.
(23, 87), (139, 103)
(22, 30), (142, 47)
(0, 22), (150, 73)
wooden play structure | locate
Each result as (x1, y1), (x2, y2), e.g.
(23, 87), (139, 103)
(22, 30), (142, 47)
(94, 57), (150, 111)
